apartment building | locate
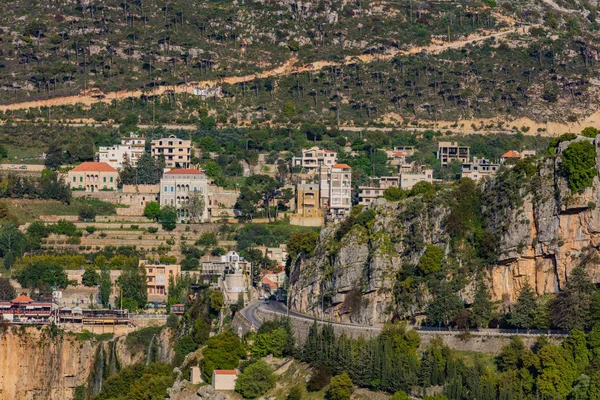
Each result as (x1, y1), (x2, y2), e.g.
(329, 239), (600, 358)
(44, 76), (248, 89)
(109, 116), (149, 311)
(292, 146), (337, 174)
(399, 168), (434, 190)
(140, 260), (181, 302)
(461, 158), (500, 182)
(437, 142), (470, 165)
(68, 162), (119, 192)
(97, 133), (146, 170)
(159, 169), (209, 222)
(322, 164), (352, 221)
(151, 135), (192, 169)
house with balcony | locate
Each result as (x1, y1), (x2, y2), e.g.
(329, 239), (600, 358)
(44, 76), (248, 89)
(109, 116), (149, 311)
(140, 260), (181, 302)
(461, 158), (500, 182)
(151, 135), (192, 169)
(292, 147), (337, 174)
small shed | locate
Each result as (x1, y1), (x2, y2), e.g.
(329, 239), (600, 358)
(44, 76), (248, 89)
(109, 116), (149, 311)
(212, 370), (237, 391)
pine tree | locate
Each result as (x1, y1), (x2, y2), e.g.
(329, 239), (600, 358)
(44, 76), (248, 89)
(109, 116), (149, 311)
(509, 281), (536, 330)
(552, 266), (595, 330)
(470, 277), (494, 328)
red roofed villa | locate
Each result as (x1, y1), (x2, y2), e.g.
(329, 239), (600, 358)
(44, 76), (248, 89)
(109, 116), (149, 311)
(68, 162), (118, 192)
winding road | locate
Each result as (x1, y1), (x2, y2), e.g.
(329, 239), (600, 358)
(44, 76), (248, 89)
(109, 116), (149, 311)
(241, 300), (569, 338)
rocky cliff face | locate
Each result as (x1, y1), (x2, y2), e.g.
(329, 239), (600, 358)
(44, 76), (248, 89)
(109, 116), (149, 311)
(289, 135), (600, 324)
(0, 326), (173, 400)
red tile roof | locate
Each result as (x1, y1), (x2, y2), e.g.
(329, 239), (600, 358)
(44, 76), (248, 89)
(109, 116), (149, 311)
(323, 150), (337, 154)
(165, 168), (204, 175)
(502, 150), (520, 158)
(333, 163), (351, 169)
(393, 151), (406, 157)
(71, 162), (117, 173)
(261, 277), (277, 288)
(214, 370), (237, 375)
(12, 295), (34, 303)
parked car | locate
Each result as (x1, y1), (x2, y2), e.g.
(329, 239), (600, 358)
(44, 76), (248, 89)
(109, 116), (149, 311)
(8, 165), (17, 169)
(19, 165), (27, 169)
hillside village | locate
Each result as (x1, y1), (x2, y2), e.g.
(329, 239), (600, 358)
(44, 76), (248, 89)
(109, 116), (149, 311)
(0, 126), (542, 325)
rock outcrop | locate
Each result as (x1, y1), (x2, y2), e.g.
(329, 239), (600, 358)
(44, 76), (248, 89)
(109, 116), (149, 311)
(289, 135), (600, 323)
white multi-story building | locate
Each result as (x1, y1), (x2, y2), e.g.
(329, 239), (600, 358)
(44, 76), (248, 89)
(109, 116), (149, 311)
(151, 135), (192, 169)
(320, 163), (352, 221)
(292, 146), (337, 174)
(159, 169), (209, 222)
(97, 134), (146, 170)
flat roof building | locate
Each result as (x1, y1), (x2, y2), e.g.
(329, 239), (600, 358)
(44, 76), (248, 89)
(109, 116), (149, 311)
(151, 135), (192, 169)
(437, 142), (470, 166)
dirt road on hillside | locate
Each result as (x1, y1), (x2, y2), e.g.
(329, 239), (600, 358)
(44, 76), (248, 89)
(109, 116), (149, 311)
(0, 26), (525, 113)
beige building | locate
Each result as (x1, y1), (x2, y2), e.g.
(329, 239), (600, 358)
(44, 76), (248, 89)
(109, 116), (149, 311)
(151, 135), (192, 169)
(97, 133), (146, 170)
(293, 146), (337, 174)
(140, 260), (181, 302)
(160, 169), (209, 222)
(212, 370), (237, 390)
(68, 162), (119, 192)
(437, 142), (470, 166)
(461, 158), (500, 182)
(399, 168), (433, 190)
(358, 186), (385, 206)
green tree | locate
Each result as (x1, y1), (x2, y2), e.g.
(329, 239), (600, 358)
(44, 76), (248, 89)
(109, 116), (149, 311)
(561, 141), (597, 193)
(509, 281), (537, 330)
(469, 278), (493, 328)
(426, 285), (464, 326)
(143, 201), (161, 220)
(552, 265), (595, 330)
(282, 101), (297, 118)
(99, 265), (112, 307)
(235, 360), (277, 399)
(327, 372), (354, 400)
(44, 141), (64, 170)
(210, 290), (224, 313)
(252, 327), (288, 357)
(78, 204), (96, 221)
(117, 259), (147, 310)
(590, 289), (600, 326)
(0, 223), (25, 269)
(417, 245), (444, 275)
(536, 344), (578, 399)
(383, 187), (407, 202)
(159, 205), (178, 231)
(201, 331), (246, 382)
(16, 262), (69, 289)
(82, 266), (100, 286)
(287, 231), (319, 259)
(0, 277), (16, 300)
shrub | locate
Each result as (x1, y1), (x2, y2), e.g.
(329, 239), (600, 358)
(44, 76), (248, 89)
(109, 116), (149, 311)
(195, 232), (218, 247)
(143, 201), (161, 220)
(417, 245), (444, 275)
(147, 227), (158, 233)
(327, 373), (354, 400)
(85, 226), (96, 234)
(383, 186), (406, 202)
